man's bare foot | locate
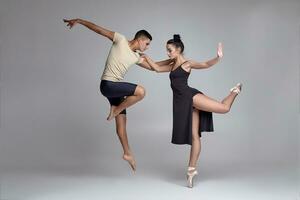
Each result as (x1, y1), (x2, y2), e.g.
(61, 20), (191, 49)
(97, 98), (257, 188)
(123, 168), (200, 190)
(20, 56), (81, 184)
(107, 106), (118, 121)
(123, 154), (136, 172)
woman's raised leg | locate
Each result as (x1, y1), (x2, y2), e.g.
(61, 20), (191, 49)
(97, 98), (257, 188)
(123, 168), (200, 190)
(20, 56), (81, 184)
(192, 84), (242, 113)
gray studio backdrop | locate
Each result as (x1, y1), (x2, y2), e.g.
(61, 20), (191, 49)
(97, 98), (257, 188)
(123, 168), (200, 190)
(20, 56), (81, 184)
(0, 0), (299, 174)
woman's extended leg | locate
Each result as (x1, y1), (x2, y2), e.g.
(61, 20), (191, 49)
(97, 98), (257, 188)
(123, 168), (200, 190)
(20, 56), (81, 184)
(192, 84), (241, 113)
(115, 114), (136, 171)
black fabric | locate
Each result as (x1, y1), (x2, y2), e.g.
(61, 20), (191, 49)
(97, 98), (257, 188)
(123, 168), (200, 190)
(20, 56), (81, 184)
(169, 65), (214, 145)
(100, 80), (137, 115)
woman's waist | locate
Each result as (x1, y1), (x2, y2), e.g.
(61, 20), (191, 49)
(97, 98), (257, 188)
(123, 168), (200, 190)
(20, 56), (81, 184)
(170, 82), (189, 88)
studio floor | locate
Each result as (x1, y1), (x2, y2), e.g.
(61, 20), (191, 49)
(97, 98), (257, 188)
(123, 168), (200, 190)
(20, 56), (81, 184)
(1, 163), (298, 200)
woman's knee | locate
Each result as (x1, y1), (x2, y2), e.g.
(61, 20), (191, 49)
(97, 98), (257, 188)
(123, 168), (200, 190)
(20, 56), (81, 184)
(192, 132), (200, 142)
(221, 104), (230, 114)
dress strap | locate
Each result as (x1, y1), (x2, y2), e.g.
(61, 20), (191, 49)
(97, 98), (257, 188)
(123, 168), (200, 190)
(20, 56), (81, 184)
(180, 60), (189, 72)
(181, 60), (188, 66)
(171, 60), (189, 72)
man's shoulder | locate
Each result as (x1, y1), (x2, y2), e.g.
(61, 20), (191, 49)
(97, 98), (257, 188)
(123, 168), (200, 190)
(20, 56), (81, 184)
(113, 32), (126, 43)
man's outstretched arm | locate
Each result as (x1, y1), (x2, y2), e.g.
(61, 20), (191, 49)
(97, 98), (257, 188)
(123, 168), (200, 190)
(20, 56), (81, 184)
(63, 18), (114, 41)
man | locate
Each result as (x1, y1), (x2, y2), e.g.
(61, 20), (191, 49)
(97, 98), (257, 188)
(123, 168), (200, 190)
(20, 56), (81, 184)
(63, 18), (170, 171)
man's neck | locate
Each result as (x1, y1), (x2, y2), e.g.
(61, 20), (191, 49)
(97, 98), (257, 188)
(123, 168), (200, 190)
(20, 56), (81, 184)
(128, 40), (139, 52)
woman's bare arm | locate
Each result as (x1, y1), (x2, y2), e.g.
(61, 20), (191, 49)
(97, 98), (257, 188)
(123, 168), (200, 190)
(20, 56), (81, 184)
(156, 58), (174, 66)
(189, 43), (223, 69)
(137, 59), (154, 71)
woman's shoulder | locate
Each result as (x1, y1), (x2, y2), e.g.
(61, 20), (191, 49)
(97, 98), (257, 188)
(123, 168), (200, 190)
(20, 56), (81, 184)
(181, 60), (192, 71)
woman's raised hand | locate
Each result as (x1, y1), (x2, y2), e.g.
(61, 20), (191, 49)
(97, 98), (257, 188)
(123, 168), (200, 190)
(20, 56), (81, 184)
(217, 42), (223, 58)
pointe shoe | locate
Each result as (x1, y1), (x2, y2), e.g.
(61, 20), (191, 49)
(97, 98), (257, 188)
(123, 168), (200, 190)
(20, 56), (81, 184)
(186, 167), (198, 188)
(230, 83), (242, 94)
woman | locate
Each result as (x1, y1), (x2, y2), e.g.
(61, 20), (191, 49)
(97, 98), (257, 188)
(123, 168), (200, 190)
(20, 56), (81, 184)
(142, 34), (242, 188)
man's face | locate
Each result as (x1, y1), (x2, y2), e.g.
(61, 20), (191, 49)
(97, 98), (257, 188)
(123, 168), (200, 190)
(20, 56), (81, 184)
(138, 37), (151, 52)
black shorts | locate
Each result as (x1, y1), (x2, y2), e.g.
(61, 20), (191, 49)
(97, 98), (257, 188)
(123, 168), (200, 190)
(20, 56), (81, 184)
(100, 80), (137, 115)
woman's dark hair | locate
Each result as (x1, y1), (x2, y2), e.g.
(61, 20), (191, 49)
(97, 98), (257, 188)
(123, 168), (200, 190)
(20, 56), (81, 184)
(167, 34), (184, 53)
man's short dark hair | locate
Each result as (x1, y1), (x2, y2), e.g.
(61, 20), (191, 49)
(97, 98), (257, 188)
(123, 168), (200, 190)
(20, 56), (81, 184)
(134, 30), (152, 40)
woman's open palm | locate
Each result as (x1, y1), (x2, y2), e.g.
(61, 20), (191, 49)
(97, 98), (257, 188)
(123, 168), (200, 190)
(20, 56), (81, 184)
(217, 42), (223, 58)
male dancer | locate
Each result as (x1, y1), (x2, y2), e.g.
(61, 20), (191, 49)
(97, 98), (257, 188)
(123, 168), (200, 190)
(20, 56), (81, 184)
(63, 18), (170, 171)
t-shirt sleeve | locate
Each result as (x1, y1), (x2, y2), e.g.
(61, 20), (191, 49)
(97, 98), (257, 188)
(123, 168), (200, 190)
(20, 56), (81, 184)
(113, 32), (125, 43)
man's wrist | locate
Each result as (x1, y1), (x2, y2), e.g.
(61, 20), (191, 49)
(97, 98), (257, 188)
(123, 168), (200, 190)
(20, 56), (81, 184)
(76, 18), (82, 23)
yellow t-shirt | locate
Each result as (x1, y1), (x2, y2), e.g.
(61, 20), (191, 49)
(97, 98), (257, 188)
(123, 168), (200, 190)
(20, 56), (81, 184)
(101, 32), (142, 82)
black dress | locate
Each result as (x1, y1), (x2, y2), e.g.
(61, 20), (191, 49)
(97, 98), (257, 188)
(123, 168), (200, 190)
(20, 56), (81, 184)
(169, 64), (214, 145)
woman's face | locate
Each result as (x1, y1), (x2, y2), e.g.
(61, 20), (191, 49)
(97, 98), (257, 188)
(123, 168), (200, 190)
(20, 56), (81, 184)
(166, 44), (180, 59)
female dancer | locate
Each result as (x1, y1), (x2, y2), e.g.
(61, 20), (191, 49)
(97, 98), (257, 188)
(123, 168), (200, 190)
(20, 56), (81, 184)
(142, 34), (242, 187)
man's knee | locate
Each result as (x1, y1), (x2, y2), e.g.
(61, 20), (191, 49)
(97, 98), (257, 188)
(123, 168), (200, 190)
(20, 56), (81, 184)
(135, 86), (146, 98)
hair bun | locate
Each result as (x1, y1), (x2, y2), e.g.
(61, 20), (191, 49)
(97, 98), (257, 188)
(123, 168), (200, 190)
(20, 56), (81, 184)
(173, 34), (181, 42)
